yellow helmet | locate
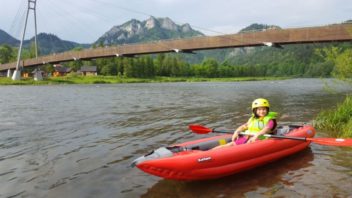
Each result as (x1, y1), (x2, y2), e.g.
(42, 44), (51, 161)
(252, 98), (270, 109)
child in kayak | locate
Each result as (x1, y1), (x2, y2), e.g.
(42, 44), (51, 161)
(213, 98), (277, 149)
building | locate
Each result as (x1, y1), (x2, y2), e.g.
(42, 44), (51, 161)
(53, 64), (71, 77)
(79, 66), (97, 76)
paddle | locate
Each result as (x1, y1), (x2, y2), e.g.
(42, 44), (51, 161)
(189, 124), (352, 147)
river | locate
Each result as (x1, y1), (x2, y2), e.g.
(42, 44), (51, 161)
(0, 78), (351, 197)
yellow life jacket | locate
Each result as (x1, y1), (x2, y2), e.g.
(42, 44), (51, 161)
(246, 112), (277, 140)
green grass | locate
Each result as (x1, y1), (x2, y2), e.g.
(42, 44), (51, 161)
(0, 76), (289, 85)
(314, 96), (352, 137)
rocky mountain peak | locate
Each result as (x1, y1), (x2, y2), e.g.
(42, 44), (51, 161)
(145, 16), (158, 29)
(121, 19), (143, 34)
(95, 16), (204, 45)
(159, 17), (178, 31)
(181, 23), (192, 32)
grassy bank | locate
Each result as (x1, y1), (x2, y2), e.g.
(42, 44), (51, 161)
(314, 96), (352, 137)
(0, 76), (289, 85)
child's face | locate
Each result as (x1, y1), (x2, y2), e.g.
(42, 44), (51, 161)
(256, 107), (268, 117)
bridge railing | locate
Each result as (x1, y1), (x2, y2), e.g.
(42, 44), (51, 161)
(1, 23), (352, 71)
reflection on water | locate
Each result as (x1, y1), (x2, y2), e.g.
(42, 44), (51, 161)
(0, 79), (351, 197)
(331, 148), (352, 171)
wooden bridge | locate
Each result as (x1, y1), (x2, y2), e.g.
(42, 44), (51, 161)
(1, 23), (352, 71)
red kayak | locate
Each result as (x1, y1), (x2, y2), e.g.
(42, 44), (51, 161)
(131, 125), (316, 180)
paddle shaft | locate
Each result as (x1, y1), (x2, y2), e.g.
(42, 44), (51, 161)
(212, 129), (307, 142)
(189, 124), (352, 146)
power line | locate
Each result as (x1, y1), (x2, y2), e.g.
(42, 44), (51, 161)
(8, 1), (27, 39)
(43, 0), (99, 43)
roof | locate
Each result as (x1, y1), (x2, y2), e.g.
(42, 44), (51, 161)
(80, 66), (97, 72)
(54, 66), (71, 73)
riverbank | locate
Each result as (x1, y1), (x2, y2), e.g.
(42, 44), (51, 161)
(0, 76), (289, 85)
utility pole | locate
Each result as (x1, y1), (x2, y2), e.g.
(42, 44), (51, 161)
(12, 0), (39, 81)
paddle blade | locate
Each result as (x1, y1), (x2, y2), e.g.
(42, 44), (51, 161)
(188, 124), (213, 134)
(308, 137), (352, 147)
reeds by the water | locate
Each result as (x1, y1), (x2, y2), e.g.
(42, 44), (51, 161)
(314, 96), (352, 137)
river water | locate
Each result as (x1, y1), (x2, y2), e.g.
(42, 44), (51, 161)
(0, 78), (351, 198)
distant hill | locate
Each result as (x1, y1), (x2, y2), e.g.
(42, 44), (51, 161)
(194, 23), (283, 63)
(95, 16), (204, 45)
(0, 29), (19, 46)
(239, 23), (281, 33)
(223, 23), (352, 77)
(24, 33), (89, 55)
(0, 30), (88, 55)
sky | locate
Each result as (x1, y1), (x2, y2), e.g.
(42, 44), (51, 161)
(0, 0), (351, 43)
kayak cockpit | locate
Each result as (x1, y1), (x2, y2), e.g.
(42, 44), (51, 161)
(131, 125), (303, 167)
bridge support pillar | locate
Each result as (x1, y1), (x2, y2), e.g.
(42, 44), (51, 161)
(11, 70), (21, 81)
(7, 69), (12, 78)
(12, 0), (38, 81)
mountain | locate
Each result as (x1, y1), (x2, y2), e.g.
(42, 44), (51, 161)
(222, 23), (352, 76)
(24, 33), (89, 55)
(221, 23), (285, 64)
(96, 16), (204, 45)
(238, 23), (281, 33)
(0, 29), (89, 55)
(0, 29), (19, 46)
(193, 23), (282, 63)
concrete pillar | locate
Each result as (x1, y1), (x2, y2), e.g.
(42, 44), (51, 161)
(12, 70), (21, 80)
(7, 69), (12, 78)
(11, 70), (21, 80)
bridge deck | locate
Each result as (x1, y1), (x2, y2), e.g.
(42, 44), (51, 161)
(1, 24), (352, 71)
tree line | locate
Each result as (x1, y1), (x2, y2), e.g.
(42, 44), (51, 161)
(1, 43), (351, 78)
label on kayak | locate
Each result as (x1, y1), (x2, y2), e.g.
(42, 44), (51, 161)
(335, 138), (345, 142)
(198, 157), (212, 163)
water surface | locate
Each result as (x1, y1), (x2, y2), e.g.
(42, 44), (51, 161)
(0, 79), (351, 197)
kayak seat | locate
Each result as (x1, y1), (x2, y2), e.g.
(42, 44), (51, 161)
(184, 137), (232, 151)
(274, 125), (302, 135)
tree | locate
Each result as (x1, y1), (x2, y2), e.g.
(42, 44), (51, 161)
(115, 58), (124, 76)
(333, 49), (352, 78)
(29, 42), (38, 58)
(154, 54), (165, 75)
(161, 55), (173, 76)
(170, 57), (180, 76)
(70, 60), (83, 71)
(316, 47), (352, 79)
(201, 58), (219, 77)
(123, 58), (134, 77)
(315, 47), (341, 63)
(305, 61), (334, 77)
(0, 45), (14, 64)
(143, 56), (155, 77)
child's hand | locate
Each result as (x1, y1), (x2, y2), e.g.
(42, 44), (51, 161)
(231, 131), (239, 142)
(247, 135), (259, 143)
